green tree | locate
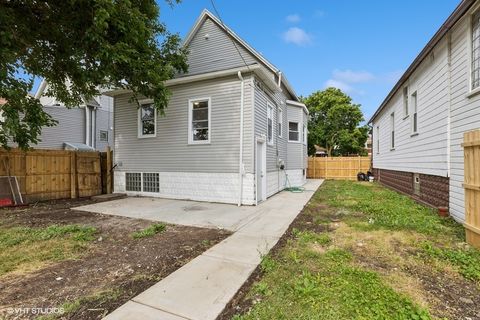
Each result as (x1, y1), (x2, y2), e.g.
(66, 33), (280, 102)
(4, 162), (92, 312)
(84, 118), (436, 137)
(303, 87), (368, 157)
(0, 0), (188, 149)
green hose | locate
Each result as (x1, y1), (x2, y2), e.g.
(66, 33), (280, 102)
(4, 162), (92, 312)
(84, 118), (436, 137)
(284, 174), (305, 193)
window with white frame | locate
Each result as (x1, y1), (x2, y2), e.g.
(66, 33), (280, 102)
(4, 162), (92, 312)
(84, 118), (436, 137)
(472, 11), (480, 90)
(390, 112), (395, 149)
(139, 104), (156, 137)
(267, 103), (273, 144)
(278, 108), (283, 137)
(376, 126), (380, 154)
(403, 86), (409, 116)
(303, 124), (307, 145)
(289, 121), (299, 142)
(411, 91), (418, 134)
(188, 98), (210, 144)
(99, 130), (108, 142)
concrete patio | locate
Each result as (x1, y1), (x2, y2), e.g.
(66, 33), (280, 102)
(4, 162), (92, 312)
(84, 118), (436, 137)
(76, 179), (323, 320)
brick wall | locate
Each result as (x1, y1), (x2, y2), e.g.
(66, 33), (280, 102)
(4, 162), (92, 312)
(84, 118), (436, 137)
(373, 168), (449, 209)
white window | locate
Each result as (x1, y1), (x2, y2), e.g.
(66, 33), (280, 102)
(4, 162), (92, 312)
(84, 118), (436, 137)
(376, 126), (380, 154)
(188, 98), (211, 144)
(390, 112), (395, 150)
(411, 91), (418, 134)
(303, 124), (307, 145)
(267, 103), (274, 144)
(472, 11), (480, 90)
(278, 108), (283, 138)
(403, 86), (409, 117)
(138, 103), (156, 138)
(289, 121), (299, 142)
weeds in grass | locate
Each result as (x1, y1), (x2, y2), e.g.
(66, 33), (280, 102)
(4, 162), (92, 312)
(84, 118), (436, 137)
(259, 255), (277, 273)
(0, 224), (97, 276)
(421, 242), (480, 281)
(320, 181), (463, 237)
(293, 228), (331, 246)
(131, 223), (166, 239)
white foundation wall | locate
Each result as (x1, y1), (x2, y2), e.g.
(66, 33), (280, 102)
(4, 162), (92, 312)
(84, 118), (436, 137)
(266, 170), (287, 198)
(285, 169), (306, 187)
(114, 171), (255, 205)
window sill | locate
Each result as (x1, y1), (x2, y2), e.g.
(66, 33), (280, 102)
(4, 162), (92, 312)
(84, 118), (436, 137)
(390, 148), (395, 151)
(288, 140), (301, 144)
(411, 132), (419, 137)
(466, 87), (480, 99)
(188, 141), (211, 145)
(138, 134), (156, 139)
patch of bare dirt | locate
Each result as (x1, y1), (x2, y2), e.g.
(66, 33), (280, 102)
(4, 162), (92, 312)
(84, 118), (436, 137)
(0, 198), (230, 320)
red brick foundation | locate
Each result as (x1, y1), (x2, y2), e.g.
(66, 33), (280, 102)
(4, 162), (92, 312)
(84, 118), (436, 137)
(373, 168), (449, 209)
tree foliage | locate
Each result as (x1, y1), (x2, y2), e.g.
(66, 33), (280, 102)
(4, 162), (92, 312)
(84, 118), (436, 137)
(303, 88), (368, 157)
(0, 0), (188, 149)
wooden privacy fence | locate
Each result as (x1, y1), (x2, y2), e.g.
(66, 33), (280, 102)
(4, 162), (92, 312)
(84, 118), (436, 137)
(0, 148), (113, 203)
(463, 130), (480, 249)
(307, 156), (371, 180)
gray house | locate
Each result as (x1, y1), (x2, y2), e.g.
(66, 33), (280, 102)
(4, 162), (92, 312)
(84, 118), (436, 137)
(35, 80), (113, 151)
(106, 10), (308, 205)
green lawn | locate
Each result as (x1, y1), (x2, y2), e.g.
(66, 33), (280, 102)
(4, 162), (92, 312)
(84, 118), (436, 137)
(233, 181), (480, 320)
(0, 224), (96, 276)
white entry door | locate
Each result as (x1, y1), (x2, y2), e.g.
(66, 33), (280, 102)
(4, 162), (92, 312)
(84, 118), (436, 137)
(256, 139), (267, 204)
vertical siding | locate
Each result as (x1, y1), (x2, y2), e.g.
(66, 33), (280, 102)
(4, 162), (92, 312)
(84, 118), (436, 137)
(114, 75), (253, 173)
(35, 106), (86, 149)
(449, 15), (480, 222)
(184, 18), (258, 76)
(372, 37), (450, 177)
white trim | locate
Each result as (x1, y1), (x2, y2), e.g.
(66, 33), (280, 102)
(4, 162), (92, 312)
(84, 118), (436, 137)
(188, 97), (211, 145)
(255, 136), (267, 205)
(138, 103), (157, 139)
(303, 123), (307, 145)
(288, 121), (300, 143)
(278, 107), (283, 138)
(266, 102), (274, 145)
(411, 91), (418, 135)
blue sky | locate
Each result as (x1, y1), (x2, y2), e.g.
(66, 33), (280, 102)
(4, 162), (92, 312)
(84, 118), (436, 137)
(159, 0), (459, 120)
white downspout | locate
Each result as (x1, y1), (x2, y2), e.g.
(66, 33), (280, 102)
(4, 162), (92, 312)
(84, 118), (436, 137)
(91, 107), (96, 149)
(85, 106), (91, 146)
(238, 71), (245, 206)
(447, 32), (452, 178)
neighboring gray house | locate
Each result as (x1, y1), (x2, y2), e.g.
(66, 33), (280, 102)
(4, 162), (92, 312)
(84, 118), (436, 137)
(106, 10), (308, 205)
(34, 80), (113, 151)
(369, 0), (480, 222)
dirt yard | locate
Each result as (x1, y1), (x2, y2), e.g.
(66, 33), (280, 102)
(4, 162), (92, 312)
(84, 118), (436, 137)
(0, 198), (230, 319)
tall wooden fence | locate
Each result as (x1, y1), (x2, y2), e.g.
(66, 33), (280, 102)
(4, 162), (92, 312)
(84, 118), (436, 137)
(307, 156), (371, 180)
(0, 148), (112, 203)
(463, 130), (480, 248)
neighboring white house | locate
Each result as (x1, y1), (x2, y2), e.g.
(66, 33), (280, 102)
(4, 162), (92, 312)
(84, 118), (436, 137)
(34, 80), (113, 151)
(105, 9), (308, 205)
(369, 0), (480, 222)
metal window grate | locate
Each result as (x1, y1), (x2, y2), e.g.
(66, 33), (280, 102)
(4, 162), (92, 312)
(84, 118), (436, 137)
(126, 173), (141, 192)
(143, 173), (159, 193)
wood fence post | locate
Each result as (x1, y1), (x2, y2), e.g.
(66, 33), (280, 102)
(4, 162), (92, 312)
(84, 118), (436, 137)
(70, 151), (77, 199)
(106, 146), (112, 194)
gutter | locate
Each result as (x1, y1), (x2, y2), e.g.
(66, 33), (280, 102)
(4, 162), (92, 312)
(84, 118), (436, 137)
(368, 0), (475, 124)
(237, 71), (245, 206)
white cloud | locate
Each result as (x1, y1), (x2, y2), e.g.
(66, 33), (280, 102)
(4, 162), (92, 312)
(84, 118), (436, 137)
(314, 10), (325, 18)
(283, 27), (312, 46)
(286, 14), (301, 23)
(324, 79), (356, 94)
(332, 69), (375, 83)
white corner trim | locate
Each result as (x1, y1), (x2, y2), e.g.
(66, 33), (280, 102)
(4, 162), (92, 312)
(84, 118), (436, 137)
(188, 97), (211, 145)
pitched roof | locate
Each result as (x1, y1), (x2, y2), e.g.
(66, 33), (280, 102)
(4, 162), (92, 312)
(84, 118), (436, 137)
(184, 9), (299, 101)
(368, 0), (476, 123)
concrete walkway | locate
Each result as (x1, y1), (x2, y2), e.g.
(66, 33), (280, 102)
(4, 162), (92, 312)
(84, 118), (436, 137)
(103, 179), (323, 320)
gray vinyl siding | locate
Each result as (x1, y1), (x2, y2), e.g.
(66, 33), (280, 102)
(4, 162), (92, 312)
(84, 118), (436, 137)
(114, 74), (253, 173)
(184, 17), (258, 76)
(287, 105), (304, 169)
(95, 108), (113, 152)
(449, 14), (480, 222)
(35, 106), (85, 149)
